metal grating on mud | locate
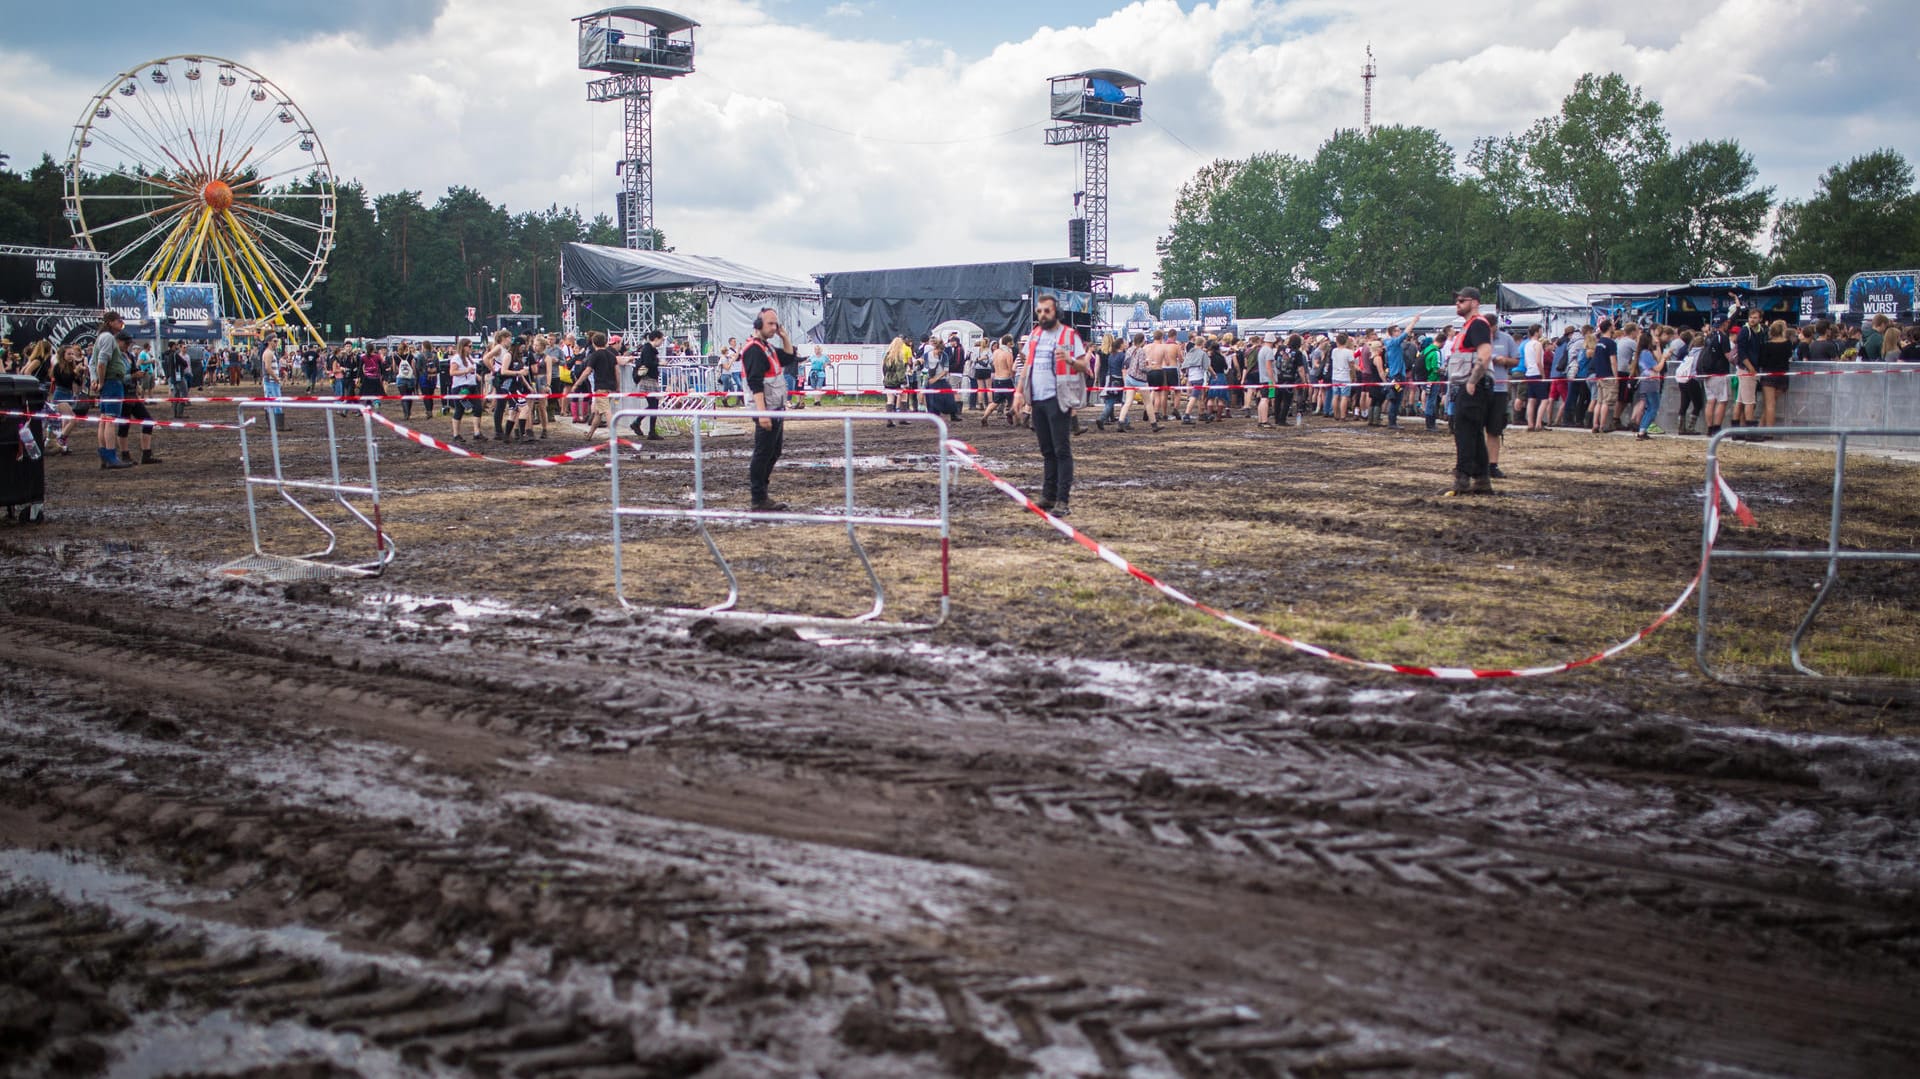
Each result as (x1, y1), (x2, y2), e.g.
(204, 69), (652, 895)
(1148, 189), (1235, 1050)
(212, 554), (380, 582)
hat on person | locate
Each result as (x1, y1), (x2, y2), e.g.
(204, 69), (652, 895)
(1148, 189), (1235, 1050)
(1454, 286), (1481, 301)
(607, 334), (623, 347)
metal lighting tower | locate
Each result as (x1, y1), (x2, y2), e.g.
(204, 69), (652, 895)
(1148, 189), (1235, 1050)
(1362, 45), (1376, 133)
(575, 7), (697, 339)
(1045, 70), (1143, 299)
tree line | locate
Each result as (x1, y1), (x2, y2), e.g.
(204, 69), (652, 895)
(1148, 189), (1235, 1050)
(1154, 72), (1920, 315)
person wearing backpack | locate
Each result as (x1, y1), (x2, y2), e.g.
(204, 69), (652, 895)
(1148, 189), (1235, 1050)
(1418, 331), (1444, 431)
(882, 335), (909, 426)
(1012, 294), (1092, 515)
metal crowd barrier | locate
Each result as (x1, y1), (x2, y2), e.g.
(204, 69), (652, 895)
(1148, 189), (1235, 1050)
(215, 402), (395, 581)
(1696, 426), (1920, 686)
(610, 408), (951, 631)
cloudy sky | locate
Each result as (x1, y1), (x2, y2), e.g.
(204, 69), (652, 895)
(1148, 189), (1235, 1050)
(2, 0), (1913, 294)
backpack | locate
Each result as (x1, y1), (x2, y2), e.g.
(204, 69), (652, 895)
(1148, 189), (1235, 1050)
(883, 348), (908, 389)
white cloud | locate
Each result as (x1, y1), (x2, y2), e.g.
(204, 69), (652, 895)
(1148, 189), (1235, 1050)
(825, 2), (864, 16)
(2, 0), (1913, 304)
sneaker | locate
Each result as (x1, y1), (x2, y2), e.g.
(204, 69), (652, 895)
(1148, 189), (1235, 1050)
(1647, 423), (1664, 435)
(1470, 475), (1495, 495)
(1035, 497), (1056, 511)
(1051, 503), (1071, 518)
(141, 453), (163, 464)
(1488, 464), (1506, 479)
(749, 499), (789, 513)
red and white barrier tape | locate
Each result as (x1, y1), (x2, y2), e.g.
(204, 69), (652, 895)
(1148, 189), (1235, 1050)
(942, 436), (1752, 680)
(364, 411), (634, 468)
(0, 408), (253, 432)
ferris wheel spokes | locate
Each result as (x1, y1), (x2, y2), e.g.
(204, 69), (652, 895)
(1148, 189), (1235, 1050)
(67, 54), (335, 343)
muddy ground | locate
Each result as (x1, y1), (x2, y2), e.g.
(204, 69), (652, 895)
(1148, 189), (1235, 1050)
(1, 393), (1917, 1077)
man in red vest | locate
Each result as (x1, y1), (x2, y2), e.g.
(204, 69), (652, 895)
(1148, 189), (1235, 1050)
(1012, 294), (1094, 516)
(741, 307), (799, 512)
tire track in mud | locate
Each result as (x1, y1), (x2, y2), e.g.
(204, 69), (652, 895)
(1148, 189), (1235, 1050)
(0, 711), (1448, 1079)
(5, 581), (1920, 1075)
(0, 888), (683, 1078)
(6, 589), (1918, 957)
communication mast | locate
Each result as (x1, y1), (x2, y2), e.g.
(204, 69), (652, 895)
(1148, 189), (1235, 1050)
(1045, 70), (1144, 301)
(574, 7), (698, 339)
(1362, 44), (1376, 134)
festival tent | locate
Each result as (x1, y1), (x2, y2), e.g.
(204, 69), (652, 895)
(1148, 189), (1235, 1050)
(1241, 305), (1469, 337)
(1496, 282), (1679, 332)
(817, 261), (1035, 344)
(559, 243), (823, 345)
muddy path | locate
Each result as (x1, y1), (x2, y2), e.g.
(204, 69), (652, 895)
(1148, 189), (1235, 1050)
(3, 560), (1918, 1076)
(14, 396), (1920, 728)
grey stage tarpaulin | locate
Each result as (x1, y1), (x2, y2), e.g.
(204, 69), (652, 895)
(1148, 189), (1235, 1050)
(817, 261), (1035, 344)
(560, 243), (823, 344)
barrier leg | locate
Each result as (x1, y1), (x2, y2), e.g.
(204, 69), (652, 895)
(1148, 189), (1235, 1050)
(842, 416), (887, 623)
(1789, 433), (1850, 678)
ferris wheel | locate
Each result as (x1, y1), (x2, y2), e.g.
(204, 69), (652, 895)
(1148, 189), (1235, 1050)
(64, 55), (335, 342)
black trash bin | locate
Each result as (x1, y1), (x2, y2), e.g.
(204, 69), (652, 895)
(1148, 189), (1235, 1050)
(0, 373), (49, 524)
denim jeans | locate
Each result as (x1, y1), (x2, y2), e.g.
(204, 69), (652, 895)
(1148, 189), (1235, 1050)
(263, 378), (284, 427)
(1032, 396), (1074, 504)
(1638, 385), (1663, 433)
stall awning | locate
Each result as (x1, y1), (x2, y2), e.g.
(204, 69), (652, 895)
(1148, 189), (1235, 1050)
(1497, 282), (1680, 313)
(561, 244), (818, 299)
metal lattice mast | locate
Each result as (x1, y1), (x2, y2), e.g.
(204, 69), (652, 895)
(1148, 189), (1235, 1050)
(1082, 131), (1110, 296)
(1362, 45), (1376, 134)
(577, 8), (696, 341)
(623, 83), (655, 337)
(1045, 70), (1141, 314)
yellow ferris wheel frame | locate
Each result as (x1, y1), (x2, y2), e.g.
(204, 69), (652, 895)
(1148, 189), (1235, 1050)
(64, 54), (336, 344)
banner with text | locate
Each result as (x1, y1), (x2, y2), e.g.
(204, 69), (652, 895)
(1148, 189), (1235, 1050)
(1845, 270), (1918, 324)
(1766, 273), (1837, 321)
(105, 280), (154, 330)
(0, 247), (106, 312)
(1198, 296), (1238, 335)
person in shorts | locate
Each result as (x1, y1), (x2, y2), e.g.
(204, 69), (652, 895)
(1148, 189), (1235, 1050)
(111, 332), (162, 464)
(981, 335), (1017, 426)
(582, 331), (619, 440)
(88, 311), (136, 469)
(447, 338), (484, 441)
(1698, 317), (1735, 436)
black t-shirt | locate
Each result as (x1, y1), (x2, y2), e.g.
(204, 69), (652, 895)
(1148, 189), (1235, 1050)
(1589, 336), (1616, 378)
(741, 339), (796, 393)
(1460, 317), (1492, 353)
(1757, 339), (1794, 375)
(636, 343), (660, 381)
(586, 347), (618, 393)
(1699, 330), (1733, 376)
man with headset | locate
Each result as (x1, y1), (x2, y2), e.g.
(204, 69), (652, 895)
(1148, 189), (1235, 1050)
(740, 307), (798, 512)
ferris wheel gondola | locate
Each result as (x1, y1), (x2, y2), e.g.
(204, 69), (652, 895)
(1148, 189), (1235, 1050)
(64, 54), (335, 343)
